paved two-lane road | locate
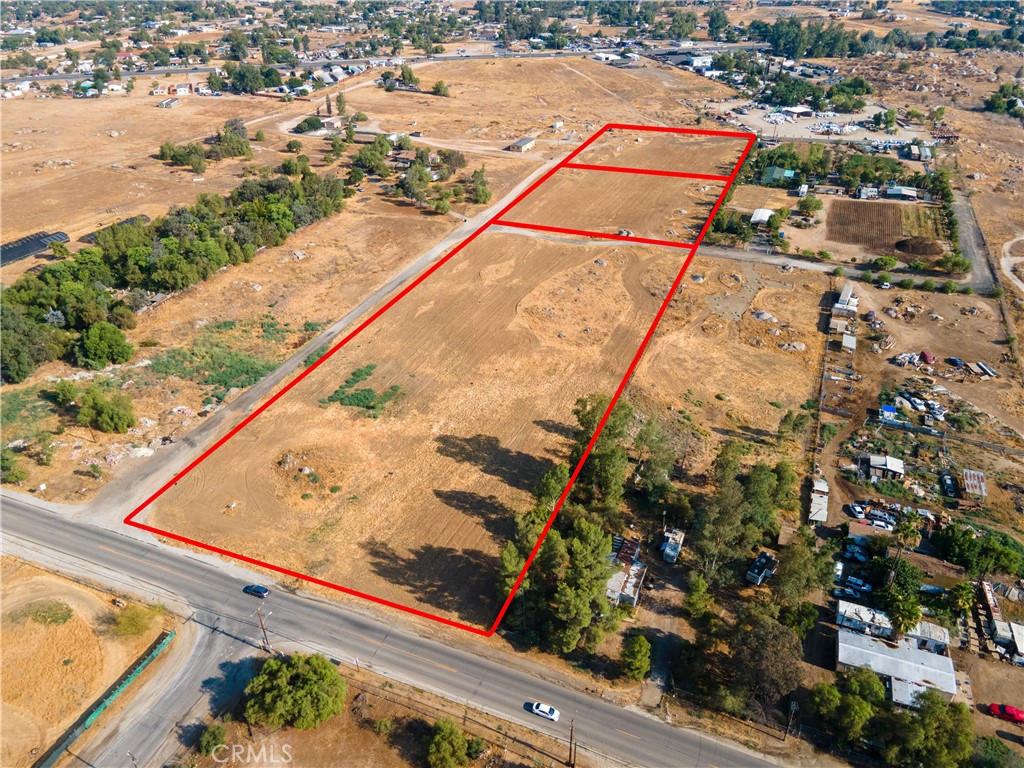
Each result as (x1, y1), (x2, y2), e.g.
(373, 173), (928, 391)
(1, 494), (775, 768)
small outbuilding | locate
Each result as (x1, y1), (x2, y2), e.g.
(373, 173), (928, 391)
(508, 137), (536, 153)
(750, 208), (773, 225)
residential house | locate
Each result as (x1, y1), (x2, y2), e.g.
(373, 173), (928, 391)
(836, 628), (956, 708)
(746, 550), (778, 586)
(605, 536), (647, 607)
(761, 166), (795, 186)
(808, 477), (829, 525)
(865, 454), (905, 481)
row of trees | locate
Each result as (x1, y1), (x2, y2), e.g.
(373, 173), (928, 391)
(0, 167), (347, 384)
(690, 440), (798, 584)
(159, 118), (252, 174)
(498, 394), (677, 655)
(810, 671), (974, 767)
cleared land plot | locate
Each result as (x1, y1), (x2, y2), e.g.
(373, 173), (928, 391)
(726, 184), (798, 213)
(145, 233), (693, 629)
(501, 167), (724, 244)
(826, 199), (904, 253)
(570, 129), (748, 176)
(345, 57), (732, 152)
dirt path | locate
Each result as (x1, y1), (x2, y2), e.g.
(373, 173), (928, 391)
(1000, 233), (1024, 295)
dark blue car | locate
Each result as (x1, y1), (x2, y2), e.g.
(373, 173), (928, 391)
(243, 585), (271, 598)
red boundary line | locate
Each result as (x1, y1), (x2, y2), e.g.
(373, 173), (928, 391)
(493, 219), (694, 250)
(563, 162), (731, 182)
(124, 124), (756, 637)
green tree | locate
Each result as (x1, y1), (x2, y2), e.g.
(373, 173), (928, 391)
(779, 600), (818, 639)
(1, 448), (28, 484)
(199, 724), (226, 756)
(685, 572), (714, 619)
(54, 380), (78, 406)
(875, 690), (974, 768)
(468, 166), (491, 204)
(947, 581), (975, 617)
(244, 653), (347, 730)
(432, 80), (450, 97)
(797, 194), (823, 214)
(568, 393), (632, 509)
(621, 634), (651, 680)
(76, 386), (136, 433)
(426, 718), (468, 768)
(286, 139), (303, 152)
(0, 302), (67, 383)
(632, 416), (674, 502)
(335, 92), (346, 115)
(76, 321), (133, 369)
(732, 616), (803, 705)
(400, 63), (419, 86)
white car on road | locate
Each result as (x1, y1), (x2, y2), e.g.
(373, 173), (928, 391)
(531, 702), (560, 722)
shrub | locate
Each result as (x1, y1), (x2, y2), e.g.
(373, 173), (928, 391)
(942, 280), (958, 294)
(373, 718), (395, 736)
(21, 599), (74, 625)
(244, 653), (347, 730)
(77, 386), (136, 433)
(112, 604), (164, 637)
(294, 116), (323, 133)
(304, 345), (329, 368)
(199, 724), (227, 756)
(922, 278), (937, 292)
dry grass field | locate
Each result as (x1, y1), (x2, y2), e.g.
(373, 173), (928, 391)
(573, 128), (748, 175)
(346, 56), (733, 154)
(143, 137), (744, 628)
(0, 558), (167, 768)
(503, 166), (724, 242)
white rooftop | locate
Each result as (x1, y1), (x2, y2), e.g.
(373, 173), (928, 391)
(837, 629), (956, 700)
(869, 455), (905, 474)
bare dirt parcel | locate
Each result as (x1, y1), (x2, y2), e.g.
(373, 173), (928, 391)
(128, 126), (754, 633)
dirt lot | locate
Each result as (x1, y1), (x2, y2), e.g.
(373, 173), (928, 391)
(631, 257), (830, 469)
(504, 166), (724, 242)
(0, 557), (168, 768)
(727, 184), (797, 214)
(346, 56), (734, 156)
(959, 651), (1024, 750)
(146, 232), (684, 628)
(573, 128), (749, 176)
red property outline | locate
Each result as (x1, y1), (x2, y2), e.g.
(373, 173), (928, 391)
(124, 123), (756, 637)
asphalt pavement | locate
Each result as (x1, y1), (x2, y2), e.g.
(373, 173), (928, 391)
(1, 494), (777, 768)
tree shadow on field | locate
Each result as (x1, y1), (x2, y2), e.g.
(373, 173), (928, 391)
(711, 425), (776, 446)
(533, 419), (575, 440)
(433, 489), (516, 542)
(362, 540), (499, 621)
(200, 657), (259, 714)
(434, 434), (555, 493)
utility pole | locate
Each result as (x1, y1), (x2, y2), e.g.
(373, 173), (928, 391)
(127, 751), (139, 768)
(566, 714), (578, 767)
(254, 607), (273, 653)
